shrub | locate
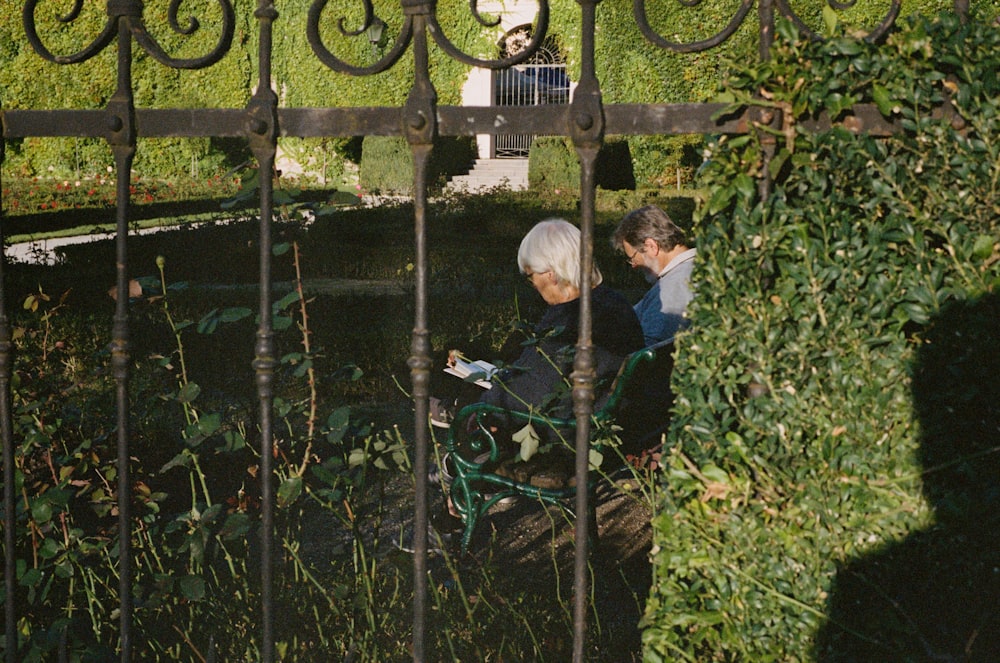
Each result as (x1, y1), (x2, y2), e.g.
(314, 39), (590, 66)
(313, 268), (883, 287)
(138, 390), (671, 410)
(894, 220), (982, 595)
(528, 136), (580, 192)
(359, 135), (477, 195)
(528, 136), (636, 192)
(644, 12), (1000, 661)
(595, 138), (636, 191)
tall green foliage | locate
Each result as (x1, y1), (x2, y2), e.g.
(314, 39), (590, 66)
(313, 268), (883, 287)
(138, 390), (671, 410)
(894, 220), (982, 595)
(594, 0), (956, 185)
(0, 0), (254, 176)
(1, 0), (960, 183)
(645, 12), (1000, 661)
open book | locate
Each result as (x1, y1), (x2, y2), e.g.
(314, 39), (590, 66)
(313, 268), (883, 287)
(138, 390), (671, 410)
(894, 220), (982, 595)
(443, 354), (497, 389)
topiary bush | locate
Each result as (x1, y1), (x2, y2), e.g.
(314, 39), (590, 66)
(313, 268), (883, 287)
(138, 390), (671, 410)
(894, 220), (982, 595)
(528, 136), (637, 192)
(644, 12), (1000, 661)
(359, 135), (477, 195)
(595, 138), (636, 190)
(528, 136), (580, 192)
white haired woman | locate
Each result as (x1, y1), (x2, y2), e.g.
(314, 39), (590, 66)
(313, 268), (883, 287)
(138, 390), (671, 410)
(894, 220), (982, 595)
(427, 219), (644, 540)
(480, 218), (644, 414)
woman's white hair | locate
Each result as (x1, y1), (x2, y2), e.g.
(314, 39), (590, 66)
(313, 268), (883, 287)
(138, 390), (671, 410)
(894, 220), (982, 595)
(517, 218), (603, 289)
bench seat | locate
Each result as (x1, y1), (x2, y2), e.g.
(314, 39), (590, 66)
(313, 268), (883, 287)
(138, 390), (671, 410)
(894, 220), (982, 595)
(438, 339), (674, 554)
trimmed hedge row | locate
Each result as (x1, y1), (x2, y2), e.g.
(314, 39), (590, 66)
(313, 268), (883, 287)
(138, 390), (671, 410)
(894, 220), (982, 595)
(644, 12), (1000, 661)
(2, 0), (954, 186)
(528, 136), (636, 192)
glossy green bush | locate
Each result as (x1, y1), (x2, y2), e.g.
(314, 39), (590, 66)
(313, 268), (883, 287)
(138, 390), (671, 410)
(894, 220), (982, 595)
(644, 12), (1000, 661)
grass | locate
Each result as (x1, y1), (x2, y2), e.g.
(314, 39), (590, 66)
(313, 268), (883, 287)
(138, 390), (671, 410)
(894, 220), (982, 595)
(3, 177), (698, 660)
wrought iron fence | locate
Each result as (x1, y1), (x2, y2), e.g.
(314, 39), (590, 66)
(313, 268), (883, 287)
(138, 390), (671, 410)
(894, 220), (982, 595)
(495, 64), (570, 157)
(0, 0), (966, 660)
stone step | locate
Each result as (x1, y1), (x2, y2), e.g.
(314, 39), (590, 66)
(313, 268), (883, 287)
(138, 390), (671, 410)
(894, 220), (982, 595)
(446, 158), (529, 191)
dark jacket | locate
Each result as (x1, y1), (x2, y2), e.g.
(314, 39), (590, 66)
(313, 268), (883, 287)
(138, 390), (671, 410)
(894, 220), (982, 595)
(481, 283), (644, 416)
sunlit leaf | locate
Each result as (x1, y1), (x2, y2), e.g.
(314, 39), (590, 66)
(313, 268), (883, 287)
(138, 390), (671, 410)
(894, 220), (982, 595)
(513, 423), (540, 461)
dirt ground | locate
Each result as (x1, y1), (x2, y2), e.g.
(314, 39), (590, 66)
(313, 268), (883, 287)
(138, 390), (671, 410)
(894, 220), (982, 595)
(333, 467), (657, 661)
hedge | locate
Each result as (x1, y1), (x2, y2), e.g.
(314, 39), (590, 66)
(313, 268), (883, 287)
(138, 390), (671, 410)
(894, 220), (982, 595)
(359, 135), (477, 195)
(2, 0), (956, 185)
(643, 11), (1000, 661)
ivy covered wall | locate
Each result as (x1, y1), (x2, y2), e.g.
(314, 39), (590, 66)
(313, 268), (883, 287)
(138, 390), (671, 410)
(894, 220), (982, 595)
(1, 0), (957, 184)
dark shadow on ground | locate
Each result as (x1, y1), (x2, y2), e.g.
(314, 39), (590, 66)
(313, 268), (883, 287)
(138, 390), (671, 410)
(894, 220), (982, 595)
(814, 292), (1000, 662)
(458, 478), (654, 660)
(301, 466), (654, 662)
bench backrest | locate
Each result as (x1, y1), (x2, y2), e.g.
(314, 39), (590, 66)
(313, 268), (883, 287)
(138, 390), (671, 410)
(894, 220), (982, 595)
(596, 338), (675, 419)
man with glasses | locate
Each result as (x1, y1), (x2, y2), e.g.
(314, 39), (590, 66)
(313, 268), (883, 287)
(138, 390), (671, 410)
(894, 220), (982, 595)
(612, 205), (697, 346)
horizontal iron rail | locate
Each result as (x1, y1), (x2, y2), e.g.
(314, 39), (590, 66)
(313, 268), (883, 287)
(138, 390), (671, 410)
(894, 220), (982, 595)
(2, 102), (909, 140)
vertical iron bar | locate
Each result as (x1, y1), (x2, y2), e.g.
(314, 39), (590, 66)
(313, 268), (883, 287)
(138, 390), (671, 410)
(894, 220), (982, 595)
(759, 0), (774, 61)
(0, 118), (17, 663)
(248, 1), (279, 660)
(409, 141), (431, 663)
(571, 1), (604, 660)
(757, 0), (776, 201)
(107, 11), (138, 660)
(954, 0), (968, 22)
(404, 7), (438, 661)
(572, 150), (598, 663)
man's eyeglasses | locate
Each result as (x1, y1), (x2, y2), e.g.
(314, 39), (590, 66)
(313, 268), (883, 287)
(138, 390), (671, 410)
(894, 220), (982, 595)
(623, 246), (644, 265)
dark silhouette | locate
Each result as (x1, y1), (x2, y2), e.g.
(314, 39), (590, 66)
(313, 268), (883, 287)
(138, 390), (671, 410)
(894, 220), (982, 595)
(815, 292), (1000, 662)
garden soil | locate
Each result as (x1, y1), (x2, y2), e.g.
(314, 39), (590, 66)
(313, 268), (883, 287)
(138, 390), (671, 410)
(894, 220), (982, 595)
(299, 467), (655, 661)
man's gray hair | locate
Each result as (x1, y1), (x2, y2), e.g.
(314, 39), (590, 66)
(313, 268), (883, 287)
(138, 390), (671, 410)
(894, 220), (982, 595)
(612, 205), (688, 252)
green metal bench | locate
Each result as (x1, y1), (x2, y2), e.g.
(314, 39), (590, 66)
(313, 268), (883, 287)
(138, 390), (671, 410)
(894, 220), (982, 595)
(438, 339), (675, 555)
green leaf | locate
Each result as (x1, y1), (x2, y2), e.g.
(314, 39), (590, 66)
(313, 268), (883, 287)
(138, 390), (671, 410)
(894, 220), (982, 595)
(277, 476), (303, 508)
(197, 309), (220, 335)
(707, 187), (735, 215)
(31, 499), (53, 524)
(223, 430), (246, 451)
(273, 242), (291, 256)
(194, 415), (219, 439)
(272, 315), (293, 332)
(972, 234), (995, 260)
(177, 382), (201, 404)
(700, 464), (729, 485)
(219, 513), (251, 539)
(588, 448), (604, 470)
(872, 84), (893, 116)
(272, 290), (301, 313)
(326, 406), (351, 444)
(776, 18), (800, 45)
(160, 452), (192, 473)
(179, 575), (206, 601)
(19, 568), (43, 588)
(39, 537), (60, 560)
(768, 150), (790, 180)
(219, 307), (252, 323)
(734, 173), (755, 198)
(513, 423), (540, 461)
(348, 448), (367, 467)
